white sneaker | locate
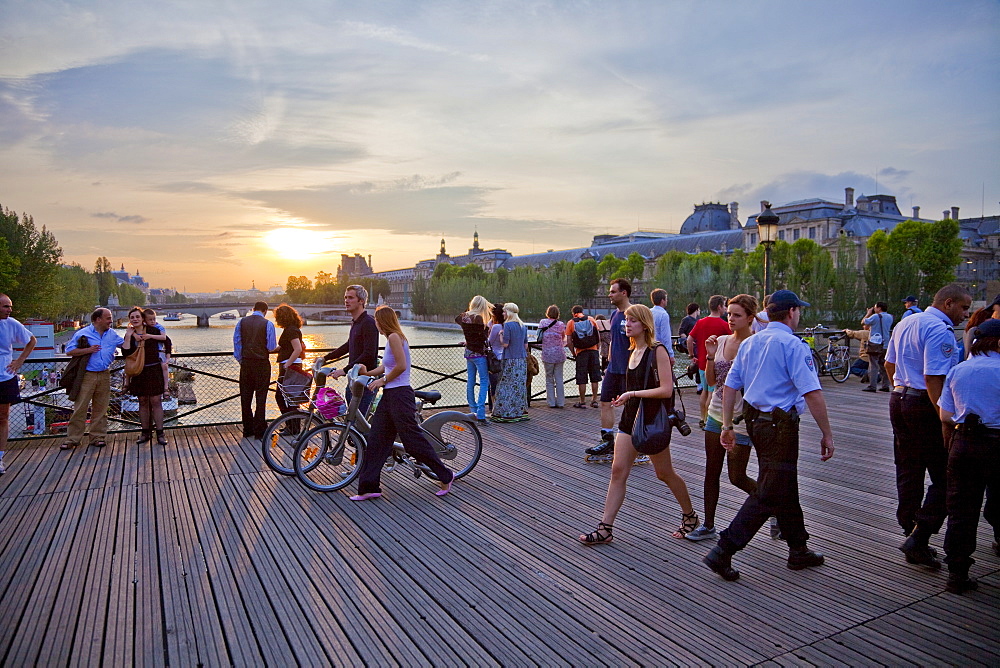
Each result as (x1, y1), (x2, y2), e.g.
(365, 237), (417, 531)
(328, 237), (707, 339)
(633, 454), (650, 464)
(0, 451), (5, 475)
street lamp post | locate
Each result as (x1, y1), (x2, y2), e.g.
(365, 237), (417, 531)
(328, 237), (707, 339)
(757, 202), (779, 295)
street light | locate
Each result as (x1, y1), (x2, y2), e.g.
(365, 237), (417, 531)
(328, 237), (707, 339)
(757, 202), (779, 294)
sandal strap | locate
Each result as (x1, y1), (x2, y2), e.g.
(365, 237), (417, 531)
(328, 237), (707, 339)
(582, 522), (614, 543)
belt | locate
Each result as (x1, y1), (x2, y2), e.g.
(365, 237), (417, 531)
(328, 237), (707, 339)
(892, 386), (928, 397)
(957, 424), (1000, 437)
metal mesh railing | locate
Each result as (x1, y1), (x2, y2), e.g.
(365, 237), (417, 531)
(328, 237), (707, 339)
(9, 340), (698, 440)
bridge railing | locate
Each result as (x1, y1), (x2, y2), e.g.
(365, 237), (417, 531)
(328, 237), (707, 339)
(8, 343), (697, 440)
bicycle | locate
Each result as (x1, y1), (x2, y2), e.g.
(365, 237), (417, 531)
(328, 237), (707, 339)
(262, 357), (371, 475)
(801, 325), (852, 383)
(292, 369), (483, 493)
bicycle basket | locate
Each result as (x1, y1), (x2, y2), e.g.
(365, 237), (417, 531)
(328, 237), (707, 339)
(315, 387), (347, 419)
(278, 367), (312, 405)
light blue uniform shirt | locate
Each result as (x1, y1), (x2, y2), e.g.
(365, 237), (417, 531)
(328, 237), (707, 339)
(901, 305), (923, 319)
(725, 321), (821, 414)
(863, 311), (894, 346)
(650, 305), (675, 359)
(938, 351), (1000, 427)
(884, 307), (957, 390)
(66, 325), (125, 372)
(0, 317), (33, 383)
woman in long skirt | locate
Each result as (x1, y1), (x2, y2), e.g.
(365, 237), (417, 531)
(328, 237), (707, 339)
(491, 302), (529, 423)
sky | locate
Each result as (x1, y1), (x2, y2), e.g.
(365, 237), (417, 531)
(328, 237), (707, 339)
(1, 0), (998, 293)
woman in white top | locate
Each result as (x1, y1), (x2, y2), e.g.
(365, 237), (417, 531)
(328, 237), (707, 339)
(350, 306), (454, 501)
(686, 294), (761, 541)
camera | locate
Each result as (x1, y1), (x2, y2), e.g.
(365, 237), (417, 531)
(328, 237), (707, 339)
(669, 407), (692, 437)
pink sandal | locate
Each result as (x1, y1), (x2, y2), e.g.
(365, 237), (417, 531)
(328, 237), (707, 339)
(435, 480), (453, 496)
(349, 492), (382, 501)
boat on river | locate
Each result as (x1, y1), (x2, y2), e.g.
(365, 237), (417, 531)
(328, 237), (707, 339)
(219, 313), (238, 320)
(163, 313), (183, 321)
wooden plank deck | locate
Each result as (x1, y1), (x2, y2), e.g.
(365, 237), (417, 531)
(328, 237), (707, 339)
(1, 376), (997, 666)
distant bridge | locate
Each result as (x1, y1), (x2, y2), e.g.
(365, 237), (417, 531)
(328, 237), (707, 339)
(108, 303), (348, 327)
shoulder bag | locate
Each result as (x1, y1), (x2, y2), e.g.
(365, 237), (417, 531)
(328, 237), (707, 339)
(865, 314), (885, 355)
(486, 349), (503, 375)
(124, 333), (146, 377)
(630, 344), (673, 455)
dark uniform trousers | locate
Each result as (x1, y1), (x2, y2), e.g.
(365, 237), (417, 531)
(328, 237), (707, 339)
(719, 407), (809, 553)
(356, 386), (454, 495)
(944, 426), (999, 575)
(239, 359), (271, 439)
(889, 391), (947, 537)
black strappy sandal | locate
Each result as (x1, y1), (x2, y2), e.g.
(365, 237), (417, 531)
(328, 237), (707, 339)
(673, 511), (699, 539)
(579, 522), (614, 545)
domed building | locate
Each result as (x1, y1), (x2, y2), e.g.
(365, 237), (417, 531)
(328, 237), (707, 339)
(679, 202), (741, 234)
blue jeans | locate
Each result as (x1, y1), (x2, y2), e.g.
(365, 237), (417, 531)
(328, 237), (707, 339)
(466, 356), (489, 420)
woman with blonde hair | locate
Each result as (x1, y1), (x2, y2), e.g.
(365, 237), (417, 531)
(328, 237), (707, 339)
(687, 294), (762, 541)
(579, 304), (697, 545)
(351, 306), (454, 500)
(456, 295), (492, 423)
(491, 302), (529, 422)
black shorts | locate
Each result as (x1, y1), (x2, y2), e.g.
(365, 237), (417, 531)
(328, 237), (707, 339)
(0, 377), (22, 405)
(574, 349), (601, 384)
(599, 372), (627, 403)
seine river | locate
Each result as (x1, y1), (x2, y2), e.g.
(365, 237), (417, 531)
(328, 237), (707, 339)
(135, 316), (465, 355)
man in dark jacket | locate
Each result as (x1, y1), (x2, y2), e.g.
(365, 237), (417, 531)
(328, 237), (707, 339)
(323, 285), (379, 417)
(234, 301), (277, 440)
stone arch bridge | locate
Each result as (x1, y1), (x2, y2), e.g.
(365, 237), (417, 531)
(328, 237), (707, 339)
(108, 303), (347, 327)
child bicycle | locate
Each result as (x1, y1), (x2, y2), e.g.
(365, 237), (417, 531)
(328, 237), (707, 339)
(262, 357), (370, 475)
(292, 368), (483, 492)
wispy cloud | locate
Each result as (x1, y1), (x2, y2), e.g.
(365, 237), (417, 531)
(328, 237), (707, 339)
(91, 211), (149, 224)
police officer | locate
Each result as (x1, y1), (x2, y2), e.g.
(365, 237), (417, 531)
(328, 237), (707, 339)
(884, 284), (972, 569)
(901, 295), (922, 319)
(703, 290), (835, 581)
(937, 318), (1000, 594)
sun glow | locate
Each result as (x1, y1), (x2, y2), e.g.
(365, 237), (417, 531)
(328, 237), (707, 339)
(263, 228), (335, 259)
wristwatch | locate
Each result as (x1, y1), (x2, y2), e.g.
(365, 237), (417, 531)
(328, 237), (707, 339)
(721, 425), (734, 431)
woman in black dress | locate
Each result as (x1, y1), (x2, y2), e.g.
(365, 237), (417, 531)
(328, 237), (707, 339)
(274, 304), (306, 432)
(578, 304), (696, 545)
(123, 307), (169, 445)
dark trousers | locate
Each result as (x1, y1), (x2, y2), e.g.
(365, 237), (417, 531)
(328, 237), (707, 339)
(356, 386), (454, 495)
(719, 410), (809, 553)
(944, 428), (999, 574)
(239, 360), (271, 439)
(889, 391), (947, 537)
(867, 349), (889, 390)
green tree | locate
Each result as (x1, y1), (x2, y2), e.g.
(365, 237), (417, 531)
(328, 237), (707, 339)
(285, 276), (313, 303)
(54, 263), (98, 319)
(787, 238), (834, 309)
(0, 205), (62, 317)
(829, 235), (862, 327)
(116, 282), (146, 307)
(94, 256), (117, 305)
(596, 253), (622, 281)
(0, 237), (20, 296)
(573, 258), (600, 304)
(613, 251), (646, 282)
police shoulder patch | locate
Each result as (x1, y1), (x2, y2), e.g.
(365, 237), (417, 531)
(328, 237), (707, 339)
(940, 342), (954, 357)
(805, 353), (815, 371)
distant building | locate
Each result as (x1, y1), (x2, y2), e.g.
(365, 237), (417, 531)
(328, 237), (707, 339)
(351, 186), (1000, 312)
(110, 263), (149, 292)
(338, 254), (373, 281)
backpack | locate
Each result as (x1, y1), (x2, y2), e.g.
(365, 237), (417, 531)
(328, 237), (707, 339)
(572, 317), (599, 349)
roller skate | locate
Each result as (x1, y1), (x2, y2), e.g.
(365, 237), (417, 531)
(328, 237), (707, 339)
(584, 431), (616, 463)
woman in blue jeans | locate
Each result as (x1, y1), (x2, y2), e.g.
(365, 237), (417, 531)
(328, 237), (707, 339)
(456, 296), (492, 423)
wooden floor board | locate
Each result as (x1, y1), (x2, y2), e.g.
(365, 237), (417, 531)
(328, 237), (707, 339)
(0, 375), (996, 665)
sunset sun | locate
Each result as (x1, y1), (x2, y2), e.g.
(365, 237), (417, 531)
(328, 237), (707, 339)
(264, 228), (334, 259)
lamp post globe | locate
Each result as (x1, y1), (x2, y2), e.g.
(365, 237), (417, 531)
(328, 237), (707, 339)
(757, 202), (779, 294)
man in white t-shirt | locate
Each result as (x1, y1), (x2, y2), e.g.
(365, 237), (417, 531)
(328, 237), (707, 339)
(0, 294), (37, 473)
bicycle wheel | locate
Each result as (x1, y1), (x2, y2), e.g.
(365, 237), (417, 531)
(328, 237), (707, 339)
(293, 423), (365, 492)
(428, 420), (483, 480)
(262, 411), (324, 475)
(829, 349), (851, 383)
(810, 350), (823, 377)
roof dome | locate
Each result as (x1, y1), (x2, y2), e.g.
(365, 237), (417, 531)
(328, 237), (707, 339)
(679, 203), (734, 235)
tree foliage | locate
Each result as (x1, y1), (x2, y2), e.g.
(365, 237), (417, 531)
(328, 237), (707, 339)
(54, 263), (98, 319)
(0, 205), (62, 317)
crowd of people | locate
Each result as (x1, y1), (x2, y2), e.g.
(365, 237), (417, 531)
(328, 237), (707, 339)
(0, 281), (996, 597)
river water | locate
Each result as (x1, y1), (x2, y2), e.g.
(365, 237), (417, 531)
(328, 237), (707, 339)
(140, 316), (464, 355)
